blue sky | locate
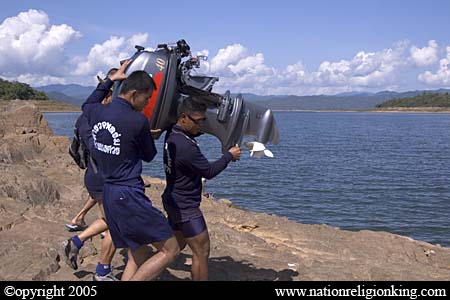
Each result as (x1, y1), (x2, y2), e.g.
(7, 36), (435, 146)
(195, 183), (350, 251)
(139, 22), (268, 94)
(1, 0), (450, 95)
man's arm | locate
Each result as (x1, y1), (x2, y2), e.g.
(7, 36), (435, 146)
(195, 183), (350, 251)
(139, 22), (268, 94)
(81, 79), (114, 112)
(81, 60), (130, 114)
(137, 119), (157, 162)
(186, 145), (233, 180)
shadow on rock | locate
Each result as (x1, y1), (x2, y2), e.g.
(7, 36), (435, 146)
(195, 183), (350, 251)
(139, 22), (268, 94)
(113, 250), (298, 281)
(163, 252), (298, 281)
(73, 270), (94, 280)
(209, 255), (298, 281)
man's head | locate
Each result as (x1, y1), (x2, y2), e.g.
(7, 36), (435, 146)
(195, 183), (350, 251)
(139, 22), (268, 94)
(177, 97), (207, 135)
(119, 70), (156, 112)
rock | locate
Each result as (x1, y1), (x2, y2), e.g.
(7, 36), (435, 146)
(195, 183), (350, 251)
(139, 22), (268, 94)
(0, 100), (53, 136)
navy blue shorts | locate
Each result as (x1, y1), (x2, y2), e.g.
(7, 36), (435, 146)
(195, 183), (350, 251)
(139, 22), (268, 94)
(165, 206), (207, 238)
(102, 184), (173, 250)
(168, 215), (207, 238)
(86, 188), (102, 201)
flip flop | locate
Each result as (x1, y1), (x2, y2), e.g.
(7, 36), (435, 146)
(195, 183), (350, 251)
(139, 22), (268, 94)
(65, 223), (87, 232)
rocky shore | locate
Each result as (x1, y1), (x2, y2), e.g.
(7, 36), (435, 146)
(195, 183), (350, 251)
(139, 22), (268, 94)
(1, 101), (450, 281)
(0, 100), (79, 112)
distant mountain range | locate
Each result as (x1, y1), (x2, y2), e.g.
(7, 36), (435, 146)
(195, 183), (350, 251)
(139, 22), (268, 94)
(36, 83), (450, 110)
(248, 89), (450, 110)
(36, 84), (96, 108)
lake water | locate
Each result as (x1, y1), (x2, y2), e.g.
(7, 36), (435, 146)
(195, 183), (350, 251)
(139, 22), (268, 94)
(44, 111), (450, 247)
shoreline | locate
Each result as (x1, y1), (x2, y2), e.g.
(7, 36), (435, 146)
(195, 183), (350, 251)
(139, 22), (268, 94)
(274, 108), (450, 113)
(0, 99), (80, 112)
(43, 109), (450, 114)
(41, 110), (81, 113)
(3, 100), (449, 114)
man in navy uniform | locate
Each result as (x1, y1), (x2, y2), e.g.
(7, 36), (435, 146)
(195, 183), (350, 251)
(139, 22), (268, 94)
(80, 61), (179, 280)
(63, 68), (121, 281)
(162, 97), (241, 280)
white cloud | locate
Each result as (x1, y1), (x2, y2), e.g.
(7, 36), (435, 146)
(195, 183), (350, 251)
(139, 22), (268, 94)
(207, 41), (415, 95)
(351, 51), (380, 76)
(0, 9), (81, 78)
(127, 33), (148, 50)
(1, 73), (67, 87)
(73, 33), (148, 77)
(228, 53), (267, 75)
(410, 40), (439, 67)
(313, 43), (408, 90)
(16, 74), (67, 86)
(209, 44), (247, 74)
(196, 49), (209, 57)
(204, 45), (277, 93)
(418, 46), (450, 86)
(316, 60), (352, 86)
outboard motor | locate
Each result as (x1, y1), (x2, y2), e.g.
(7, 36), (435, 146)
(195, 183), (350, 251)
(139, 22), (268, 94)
(201, 92), (279, 152)
(113, 39), (279, 153)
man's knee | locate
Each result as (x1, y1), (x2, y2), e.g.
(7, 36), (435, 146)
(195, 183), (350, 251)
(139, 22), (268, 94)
(198, 240), (210, 258)
(162, 236), (180, 261)
(189, 232), (210, 258)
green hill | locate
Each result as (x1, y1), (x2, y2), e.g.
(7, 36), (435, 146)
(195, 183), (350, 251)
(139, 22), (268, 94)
(0, 78), (48, 100)
(255, 89), (450, 110)
(376, 93), (450, 108)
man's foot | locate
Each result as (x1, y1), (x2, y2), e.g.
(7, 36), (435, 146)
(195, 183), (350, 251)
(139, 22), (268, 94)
(62, 239), (79, 270)
(93, 272), (118, 281)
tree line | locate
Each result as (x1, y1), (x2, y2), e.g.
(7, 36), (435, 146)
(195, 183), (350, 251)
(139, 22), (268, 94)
(376, 93), (450, 108)
(0, 78), (48, 100)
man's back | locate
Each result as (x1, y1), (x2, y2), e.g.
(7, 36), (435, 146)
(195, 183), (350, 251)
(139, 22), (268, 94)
(88, 97), (156, 187)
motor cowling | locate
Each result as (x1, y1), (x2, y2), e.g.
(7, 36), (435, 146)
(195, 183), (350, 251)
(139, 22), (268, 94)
(113, 47), (181, 139)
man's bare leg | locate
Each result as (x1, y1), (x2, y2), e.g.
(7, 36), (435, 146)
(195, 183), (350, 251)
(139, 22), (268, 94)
(99, 230), (115, 265)
(173, 231), (187, 251)
(185, 230), (210, 281)
(95, 201), (116, 265)
(122, 248), (138, 281)
(70, 196), (96, 226)
(129, 236), (180, 281)
(77, 218), (108, 241)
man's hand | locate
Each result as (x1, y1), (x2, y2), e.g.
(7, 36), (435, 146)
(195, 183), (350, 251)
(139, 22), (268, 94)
(228, 144), (241, 161)
(109, 60), (131, 82)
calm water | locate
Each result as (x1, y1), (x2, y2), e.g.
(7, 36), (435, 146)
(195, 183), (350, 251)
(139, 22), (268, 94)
(45, 111), (450, 247)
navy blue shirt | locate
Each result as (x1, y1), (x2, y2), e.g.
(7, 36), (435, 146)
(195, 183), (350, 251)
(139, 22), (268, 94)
(82, 79), (157, 188)
(162, 125), (232, 218)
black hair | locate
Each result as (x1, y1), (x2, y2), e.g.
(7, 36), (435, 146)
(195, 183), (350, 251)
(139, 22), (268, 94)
(120, 70), (156, 94)
(177, 96), (207, 118)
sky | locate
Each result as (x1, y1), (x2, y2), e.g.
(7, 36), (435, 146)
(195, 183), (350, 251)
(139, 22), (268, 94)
(1, 0), (450, 95)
